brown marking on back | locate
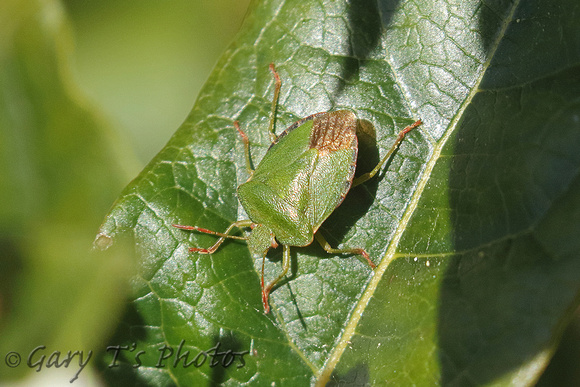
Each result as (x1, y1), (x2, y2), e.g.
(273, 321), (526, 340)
(309, 110), (357, 156)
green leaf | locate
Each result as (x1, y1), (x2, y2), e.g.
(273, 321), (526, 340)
(97, 0), (580, 385)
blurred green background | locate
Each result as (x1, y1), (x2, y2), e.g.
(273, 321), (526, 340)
(0, 0), (249, 384)
(64, 0), (250, 165)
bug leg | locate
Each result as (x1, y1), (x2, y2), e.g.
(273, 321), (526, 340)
(173, 219), (253, 254)
(352, 119), (422, 187)
(314, 233), (376, 269)
(234, 121), (254, 174)
(233, 64), (281, 173)
(267, 63), (282, 143)
(261, 244), (290, 313)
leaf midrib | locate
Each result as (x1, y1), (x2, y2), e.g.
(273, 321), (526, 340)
(314, 0), (523, 383)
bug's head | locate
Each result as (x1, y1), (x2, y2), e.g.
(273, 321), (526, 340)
(247, 224), (276, 257)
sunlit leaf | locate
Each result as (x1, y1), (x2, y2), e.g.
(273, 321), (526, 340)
(97, 0), (580, 385)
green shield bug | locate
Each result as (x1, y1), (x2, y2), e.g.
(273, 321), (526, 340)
(174, 64), (422, 313)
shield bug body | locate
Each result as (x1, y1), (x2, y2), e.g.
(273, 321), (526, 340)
(174, 64), (422, 313)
